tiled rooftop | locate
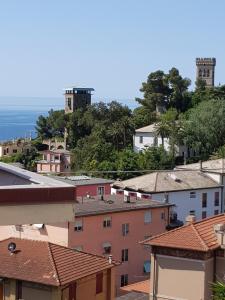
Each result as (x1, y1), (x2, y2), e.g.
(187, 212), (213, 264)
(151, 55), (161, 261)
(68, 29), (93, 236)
(75, 195), (173, 217)
(0, 238), (115, 286)
(143, 213), (225, 252)
(176, 158), (225, 174)
(112, 170), (220, 193)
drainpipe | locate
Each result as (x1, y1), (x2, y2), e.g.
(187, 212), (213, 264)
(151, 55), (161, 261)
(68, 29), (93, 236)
(152, 252), (157, 300)
(221, 185), (224, 214)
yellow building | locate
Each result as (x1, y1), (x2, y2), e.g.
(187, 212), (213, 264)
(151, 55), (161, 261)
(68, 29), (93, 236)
(0, 238), (117, 300)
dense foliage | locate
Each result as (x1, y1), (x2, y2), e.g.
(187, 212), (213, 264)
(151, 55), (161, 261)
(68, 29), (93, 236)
(211, 281), (225, 300)
(34, 67), (225, 179)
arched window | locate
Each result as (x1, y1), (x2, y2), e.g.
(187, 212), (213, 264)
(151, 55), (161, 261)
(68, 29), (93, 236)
(207, 69), (210, 77)
(203, 69), (206, 77)
(199, 69), (202, 77)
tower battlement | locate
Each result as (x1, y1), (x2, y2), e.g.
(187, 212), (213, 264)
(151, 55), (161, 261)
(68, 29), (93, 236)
(196, 57), (216, 66)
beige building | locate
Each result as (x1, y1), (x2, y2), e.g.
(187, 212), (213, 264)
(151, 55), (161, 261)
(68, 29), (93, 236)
(0, 162), (75, 225)
(196, 57), (216, 87)
(0, 237), (117, 300)
(142, 213), (225, 300)
(0, 139), (32, 158)
(64, 87), (94, 113)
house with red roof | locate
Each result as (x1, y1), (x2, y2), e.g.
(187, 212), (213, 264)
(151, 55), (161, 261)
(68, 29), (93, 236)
(0, 237), (117, 300)
(142, 213), (225, 300)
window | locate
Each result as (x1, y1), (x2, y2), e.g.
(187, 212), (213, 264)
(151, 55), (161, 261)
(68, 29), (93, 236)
(121, 249), (129, 262)
(202, 211), (207, 219)
(69, 283), (76, 300)
(161, 212), (165, 220)
(144, 211), (152, 224)
(189, 210), (195, 216)
(74, 220), (83, 232)
(121, 274), (128, 287)
(122, 223), (129, 236)
(103, 242), (111, 254)
(97, 186), (105, 196)
(103, 216), (111, 228)
(13, 149), (17, 154)
(202, 193), (207, 208)
(143, 261), (151, 274)
(190, 192), (196, 199)
(96, 272), (103, 294)
(139, 136), (143, 144)
(67, 98), (72, 110)
(215, 192), (220, 206)
(16, 280), (22, 300)
(214, 210), (219, 215)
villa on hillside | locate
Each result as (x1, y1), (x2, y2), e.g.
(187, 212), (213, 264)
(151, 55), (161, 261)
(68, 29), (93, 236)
(133, 123), (187, 157)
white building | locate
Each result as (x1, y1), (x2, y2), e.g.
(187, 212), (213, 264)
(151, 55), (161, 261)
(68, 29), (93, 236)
(133, 123), (186, 157)
(176, 158), (225, 212)
(111, 170), (222, 222)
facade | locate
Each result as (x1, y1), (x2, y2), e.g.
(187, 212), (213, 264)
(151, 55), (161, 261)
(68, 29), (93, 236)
(0, 162), (75, 225)
(0, 237), (116, 300)
(42, 138), (66, 151)
(142, 213), (225, 300)
(176, 158), (225, 212)
(133, 123), (187, 157)
(36, 149), (71, 174)
(0, 139), (32, 158)
(196, 57), (216, 87)
(111, 170), (222, 222)
(51, 175), (114, 198)
(0, 195), (173, 296)
(64, 86), (94, 113)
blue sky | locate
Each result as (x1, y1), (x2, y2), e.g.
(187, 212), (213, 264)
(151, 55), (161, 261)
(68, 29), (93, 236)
(0, 0), (225, 105)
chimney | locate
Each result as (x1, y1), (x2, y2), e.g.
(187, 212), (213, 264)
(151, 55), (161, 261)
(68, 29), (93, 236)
(185, 214), (196, 225)
(108, 255), (112, 264)
(214, 223), (225, 247)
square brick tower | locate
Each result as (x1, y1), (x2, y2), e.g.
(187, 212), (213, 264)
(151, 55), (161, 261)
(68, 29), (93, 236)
(64, 87), (94, 113)
(196, 58), (216, 87)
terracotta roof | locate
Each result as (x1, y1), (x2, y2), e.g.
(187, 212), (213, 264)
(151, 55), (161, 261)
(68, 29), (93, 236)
(112, 170), (220, 193)
(143, 213), (225, 252)
(0, 238), (116, 286)
(135, 123), (157, 133)
(120, 280), (149, 294)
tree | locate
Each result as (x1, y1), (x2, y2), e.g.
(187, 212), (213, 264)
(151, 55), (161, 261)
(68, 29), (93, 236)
(181, 99), (225, 159)
(211, 281), (225, 300)
(136, 70), (171, 114)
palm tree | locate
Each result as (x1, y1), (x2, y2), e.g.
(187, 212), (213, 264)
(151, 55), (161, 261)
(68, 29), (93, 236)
(211, 281), (225, 299)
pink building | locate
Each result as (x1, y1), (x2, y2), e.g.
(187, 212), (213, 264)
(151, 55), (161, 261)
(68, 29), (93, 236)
(51, 175), (113, 198)
(37, 149), (71, 174)
(0, 191), (173, 295)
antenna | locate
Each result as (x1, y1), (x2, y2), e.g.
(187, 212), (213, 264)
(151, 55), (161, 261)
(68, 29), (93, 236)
(8, 242), (16, 254)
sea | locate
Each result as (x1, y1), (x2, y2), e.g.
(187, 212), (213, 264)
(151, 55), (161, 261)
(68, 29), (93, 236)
(0, 97), (137, 141)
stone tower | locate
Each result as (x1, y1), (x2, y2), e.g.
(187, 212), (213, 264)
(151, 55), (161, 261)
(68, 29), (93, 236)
(196, 58), (216, 87)
(64, 87), (94, 114)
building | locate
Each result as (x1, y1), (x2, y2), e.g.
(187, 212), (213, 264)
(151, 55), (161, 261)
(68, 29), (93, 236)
(0, 237), (117, 300)
(142, 213), (225, 300)
(42, 138), (66, 151)
(196, 57), (216, 87)
(0, 162), (75, 225)
(64, 86), (94, 113)
(0, 195), (173, 295)
(117, 280), (149, 300)
(51, 175), (114, 198)
(0, 139), (32, 158)
(111, 170), (222, 222)
(176, 158), (225, 211)
(36, 149), (71, 174)
(133, 123), (187, 157)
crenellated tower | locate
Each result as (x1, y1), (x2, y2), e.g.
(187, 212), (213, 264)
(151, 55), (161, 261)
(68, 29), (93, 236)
(196, 57), (216, 87)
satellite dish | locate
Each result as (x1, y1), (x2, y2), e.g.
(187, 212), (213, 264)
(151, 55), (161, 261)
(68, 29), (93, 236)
(8, 242), (16, 253)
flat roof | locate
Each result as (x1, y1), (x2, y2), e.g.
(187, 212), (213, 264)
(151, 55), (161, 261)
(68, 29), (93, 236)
(75, 195), (172, 217)
(64, 87), (94, 91)
(0, 162), (75, 205)
(50, 175), (114, 186)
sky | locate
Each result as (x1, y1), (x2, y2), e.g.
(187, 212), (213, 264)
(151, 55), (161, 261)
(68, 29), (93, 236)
(0, 0), (225, 107)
